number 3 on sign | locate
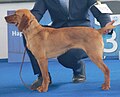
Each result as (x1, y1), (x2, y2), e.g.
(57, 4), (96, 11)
(104, 31), (118, 53)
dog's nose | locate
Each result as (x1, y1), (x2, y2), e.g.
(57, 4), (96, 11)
(4, 16), (8, 21)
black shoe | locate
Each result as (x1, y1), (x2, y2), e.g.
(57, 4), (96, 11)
(72, 74), (86, 83)
(31, 72), (52, 90)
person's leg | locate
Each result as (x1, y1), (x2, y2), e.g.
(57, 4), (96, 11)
(57, 48), (88, 83)
(22, 35), (52, 90)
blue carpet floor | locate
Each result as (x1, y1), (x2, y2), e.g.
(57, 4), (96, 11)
(0, 59), (120, 97)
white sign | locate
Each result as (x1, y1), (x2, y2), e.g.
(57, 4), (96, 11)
(95, 4), (112, 14)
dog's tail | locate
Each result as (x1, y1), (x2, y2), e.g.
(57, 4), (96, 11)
(97, 25), (115, 35)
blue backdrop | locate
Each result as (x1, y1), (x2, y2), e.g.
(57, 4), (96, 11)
(94, 14), (120, 58)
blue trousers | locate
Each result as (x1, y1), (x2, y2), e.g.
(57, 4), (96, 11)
(22, 34), (87, 76)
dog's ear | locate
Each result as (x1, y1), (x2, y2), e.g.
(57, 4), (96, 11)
(18, 14), (29, 32)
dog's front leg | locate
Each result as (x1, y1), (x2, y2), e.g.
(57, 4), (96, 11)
(36, 57), (50, 92)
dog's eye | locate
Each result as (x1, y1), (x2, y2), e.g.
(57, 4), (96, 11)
(14, 13), (19, 17)
(14, 13), (17, 15)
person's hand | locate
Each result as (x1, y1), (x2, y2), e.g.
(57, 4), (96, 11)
(104, 20), (115, 34)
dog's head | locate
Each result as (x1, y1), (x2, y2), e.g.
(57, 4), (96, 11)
(5, 9), (35, 32)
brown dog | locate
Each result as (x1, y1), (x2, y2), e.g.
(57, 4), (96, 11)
(5, 9), (115, 92)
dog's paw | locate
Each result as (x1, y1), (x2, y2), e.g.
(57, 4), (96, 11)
(37, 86), (48, 92)
(102, 83), (110, 90)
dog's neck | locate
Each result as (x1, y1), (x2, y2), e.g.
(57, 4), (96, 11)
(22, 19), (44, 41)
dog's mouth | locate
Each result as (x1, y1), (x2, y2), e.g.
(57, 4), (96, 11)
(5, 16), (18, 26)
(15, 22), (19, 26)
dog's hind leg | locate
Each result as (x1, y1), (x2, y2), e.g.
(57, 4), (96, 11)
(87, 50), (110, 90)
